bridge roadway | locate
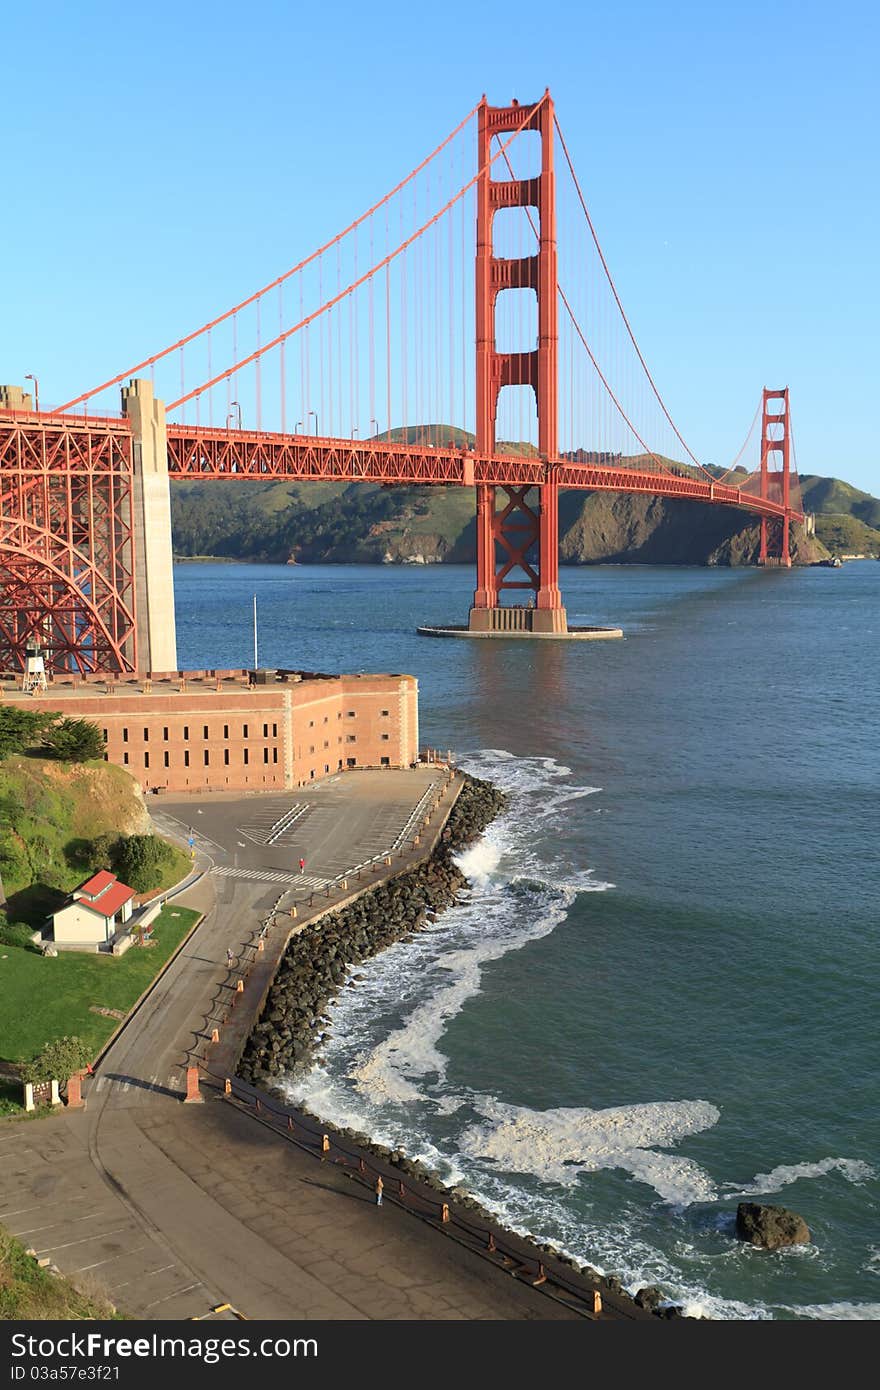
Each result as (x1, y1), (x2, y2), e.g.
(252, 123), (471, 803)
(0, 769), (602, 1322)
(166, 423), (804, 525)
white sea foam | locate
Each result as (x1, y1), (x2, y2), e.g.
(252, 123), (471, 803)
(729, 1157), (875, 1198)
(776, 1302), (880, 1321)
(459, 1096), (721, 1203)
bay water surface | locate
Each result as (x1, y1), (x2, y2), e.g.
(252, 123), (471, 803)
(175, 558), (879, 1319)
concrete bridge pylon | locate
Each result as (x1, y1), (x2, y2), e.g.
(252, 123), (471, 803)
(122, 379), (178, 673)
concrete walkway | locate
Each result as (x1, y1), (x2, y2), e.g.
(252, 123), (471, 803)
(0, 769), (593, 1321)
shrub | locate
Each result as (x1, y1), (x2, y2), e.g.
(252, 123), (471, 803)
(112, 834), (178, 893)
(21, 1036), (92, 1085)
(0, 708), (58, 761)
(41, 719), (105, 763)
(0, 914), (35, 950)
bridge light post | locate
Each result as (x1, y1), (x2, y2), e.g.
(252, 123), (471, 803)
(24, 374), (39, 412)
(351, 426), (359, 440)
(230, 400), (242, 430)
(370, 417), (379, 440)
(295, 420), (303, 433)
(309, 410), (318, 436)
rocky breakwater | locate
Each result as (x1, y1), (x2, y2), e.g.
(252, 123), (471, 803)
(239, 773), (507, 1087)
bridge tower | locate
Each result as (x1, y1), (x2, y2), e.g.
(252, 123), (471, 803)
(469, 94), (567, 635)
(758, 387), (793, 568)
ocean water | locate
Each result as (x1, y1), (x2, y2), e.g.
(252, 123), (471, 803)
(175, 558), (880, 1319)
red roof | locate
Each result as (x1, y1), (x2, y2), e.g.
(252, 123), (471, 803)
(78, 870), (116, 899)
(81, 881), (134, 918)
(72, 871), (135, 919)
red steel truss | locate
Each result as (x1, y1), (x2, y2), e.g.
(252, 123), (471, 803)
(0, 412), (137, 674)
(164, 422), (802, 522)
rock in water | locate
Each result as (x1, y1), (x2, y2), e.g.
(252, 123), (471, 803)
(735, 1202), (811, 1249)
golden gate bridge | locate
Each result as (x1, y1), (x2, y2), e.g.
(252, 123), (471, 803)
(0, 92), (804, 673)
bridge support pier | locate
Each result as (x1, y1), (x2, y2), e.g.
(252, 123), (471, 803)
(122, 379), (179, 671)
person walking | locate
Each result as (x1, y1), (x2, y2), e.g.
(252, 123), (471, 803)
(375, 1176), (383, 1207)
(299, 857), (305, 874)
(226, 947), (234, 967)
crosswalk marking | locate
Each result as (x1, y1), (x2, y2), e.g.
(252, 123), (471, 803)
(211, 865), (328, 889)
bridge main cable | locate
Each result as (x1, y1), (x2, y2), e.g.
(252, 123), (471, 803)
(51, 101), (482, 416)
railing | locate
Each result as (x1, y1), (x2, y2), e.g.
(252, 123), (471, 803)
(197, 1066), (639, 1321)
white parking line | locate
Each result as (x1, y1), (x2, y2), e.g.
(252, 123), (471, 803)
(143, 1281), (202, 1309)
(13, 1212), (104, 1238)
(74, 1244), (150, 1274)
(36, 1226), (130, 1255)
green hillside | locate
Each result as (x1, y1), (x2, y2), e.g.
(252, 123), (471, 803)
(169, 438), (879, 568)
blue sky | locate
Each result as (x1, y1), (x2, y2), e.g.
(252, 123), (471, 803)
(2, 0), (877, 493)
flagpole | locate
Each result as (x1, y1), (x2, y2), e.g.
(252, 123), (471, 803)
(253, 594), (258, 669)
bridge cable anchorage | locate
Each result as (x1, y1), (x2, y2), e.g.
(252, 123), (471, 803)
(164, 95), (549, 411)
(50, 101), (483, 416)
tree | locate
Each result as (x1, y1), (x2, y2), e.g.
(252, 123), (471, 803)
(21, 1036), (92, 1085)
(112, 834), (177, 893)
(41, 718), (104, 763)
(0, 707), (58, 760)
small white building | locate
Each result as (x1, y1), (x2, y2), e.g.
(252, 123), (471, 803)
(51, 871), (136, 949)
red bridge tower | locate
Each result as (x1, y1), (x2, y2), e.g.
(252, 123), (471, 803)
(469, 93), (567, 634)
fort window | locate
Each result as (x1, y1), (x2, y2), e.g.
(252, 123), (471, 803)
(263, 748), (269, 764)
(183, 725), (189, 740)
(164, 751), (169, 768)
(243, 724), (249, 738)
(184, 750), (190, 767)
(122, 728), (128, 743)
(323, 717), (328, 725)
(224, 749), (230, 766)
(308, 720), (314, 729)
(381, 733), (390, 741)
(346, 758), (356, 768)
(263, 723), (268, 738)
(381, 709), (389, 716)
(123, 752), (129, 765)
(273, 748), (278, 764)
(323, 741), (329, 749)
(309, 745), (314, 754)
(346, 710), (355, 718)
(223, 724), (229, 739)
(204, 750), (210, 766)
(243, 749), (249, 765)
(163, 727), (169, 741)
(102, 728), (108, 743)
(143, 728), (149, 741)
(346, 735), (356, 743)
(144, 752), (150, 769)
(203, 725), (209, 739)
(381, 757), (390, 766)
(272, 723), (278, 737)
(324, 763), (329, 773)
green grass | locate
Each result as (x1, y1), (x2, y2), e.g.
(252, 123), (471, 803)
(0, 1224), (122, 1319)
(0, 904), (200, 1065)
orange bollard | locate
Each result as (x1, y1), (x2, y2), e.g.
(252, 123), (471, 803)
(592, 1290), (603, 1315)
(236, 978), (244, 993)
(487, 1232), (496, 1252)
(210, 1028), (220, 1043)
(441, 1203), (450, 1223)
(257, 938), (264, 952)
(183, 1066), (204, 1104)
(224, 1078), (232, 1095)
(321, 1134), (330, 1155)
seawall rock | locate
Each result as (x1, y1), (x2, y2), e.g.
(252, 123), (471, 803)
(239, 772), (507, 1087)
